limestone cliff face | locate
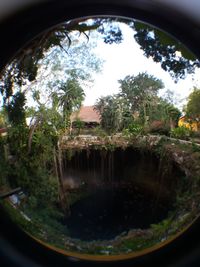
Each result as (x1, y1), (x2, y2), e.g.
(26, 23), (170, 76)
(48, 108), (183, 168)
(61, 134), (200, 186)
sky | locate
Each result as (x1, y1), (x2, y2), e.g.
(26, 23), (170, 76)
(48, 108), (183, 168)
(2, 20), (199, 113)
(83, 23), (200, 111)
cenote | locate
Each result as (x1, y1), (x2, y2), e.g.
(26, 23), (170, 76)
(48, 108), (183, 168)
(62, 147), (182, 241)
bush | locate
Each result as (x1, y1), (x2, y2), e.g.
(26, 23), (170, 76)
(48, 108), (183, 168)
(192, 131), (200, 138)
(149, 120), (170, 136)
(72, 119), (85, 135)
(122, 123), (143, 136)
(128, 123), (144, 135)
(170, 126), (193, 140)
(92, 126), (107, 137)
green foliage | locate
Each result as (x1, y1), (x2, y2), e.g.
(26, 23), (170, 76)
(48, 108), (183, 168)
(149, 120), (170, 136)
(150, 218), (172, 236)
(134, 22), (200, 80)
(7, 124), (29, 156)
(155, 99), (181, 124)
(95, 72), (181, 133)
(123, 123), (143, 136)
(52, 78), (85, 130)
(92, 126), (107, 137)
(0, 108), (7, 127)
(26, 174), (58, 208)
(170, 126), (193, 140)
(191, 142), (200, 153)
(73, 118), (85, 135)
(3, 114), (59, 208)
(5, 92), (26, 125)
(119, 72), (164, 128)
(147, 98), (181, 134)
(185, 87), (200, 123)
(164, 103), (181, 123)
(119, 72), (164, 114)
(0, 136), (11, 186)
(28, 196), (38, 209)
(2, 200), (68, 248)
(121, 236), (158, 252)
(0, 18), (199, 113)
(1, 200), (42, 236)
(94, 95), (132, 134)
(96, 18), (123, 44)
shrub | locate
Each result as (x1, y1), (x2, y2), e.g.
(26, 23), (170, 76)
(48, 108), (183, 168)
(73, 119), (85, 135)
(92, 126), (107, 137)
(128, 123), (144, 135)
(170, 126), (193, 140)
(149, 120), (170, 136)
(123, 123), (143, 136)
(192, 131), (200, 139)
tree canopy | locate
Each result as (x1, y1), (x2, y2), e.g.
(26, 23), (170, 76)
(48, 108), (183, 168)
(185, 87), (200, 122)
(95, 72), (181, 134)
(94, 95), (133, 134)
(119, 72), (164, 112)
(1, 17), (199, 110)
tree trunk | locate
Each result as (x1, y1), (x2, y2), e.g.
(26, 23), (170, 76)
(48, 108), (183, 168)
(143, 102), (148, 127)
(57, 140), (71, 216)
(169, 117), (174, 130)
(53, 147), (60, 202)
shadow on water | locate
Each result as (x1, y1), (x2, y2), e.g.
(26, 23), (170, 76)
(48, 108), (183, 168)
(62, 148), (181, 241)
(65, 186), (172, 241)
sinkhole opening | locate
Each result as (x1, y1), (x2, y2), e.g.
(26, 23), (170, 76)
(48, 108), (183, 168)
(62, 147), (181, 241)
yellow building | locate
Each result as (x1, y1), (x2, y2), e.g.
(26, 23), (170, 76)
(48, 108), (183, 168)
(178, 116), (200, 131)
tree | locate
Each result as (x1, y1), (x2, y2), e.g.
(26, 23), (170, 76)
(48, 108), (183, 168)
(1, 17), (198, 106)
(133, 22), (200, 81)
(73, 118), (85, 135)
(0, 108), (7, 127)
(5, 92), (26, 126)
(96, 18), (200, 80)
(95, 95), (119, 134)
(119, 72), (164, 126)
(94, 95), (132, 134)
(53, 78), (85, 130)
(0, 18), (198, 132)
(185, 87), (200, 124)
(150, 98), (181, 129)
(161, 89), (180, 107)
(0, 20), (102, 132)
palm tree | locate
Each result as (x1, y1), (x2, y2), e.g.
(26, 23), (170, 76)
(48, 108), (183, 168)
(55, 78), (85, 131)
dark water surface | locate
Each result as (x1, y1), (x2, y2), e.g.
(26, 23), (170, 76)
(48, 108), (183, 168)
(63, 148), (180, 241)
(65, 186), (171, 241)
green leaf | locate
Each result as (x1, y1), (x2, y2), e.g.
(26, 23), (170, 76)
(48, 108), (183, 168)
(134, 21), (152, 31)
(154, 29), (177, 47)
(178, 45), (197, 61)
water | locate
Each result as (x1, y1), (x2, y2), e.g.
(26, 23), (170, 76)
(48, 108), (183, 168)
(63, 148), (180, 241)
(65, 185), (171, 241)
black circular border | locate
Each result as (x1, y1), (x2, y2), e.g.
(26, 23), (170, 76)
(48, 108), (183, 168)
(0, 1), (200, 266)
